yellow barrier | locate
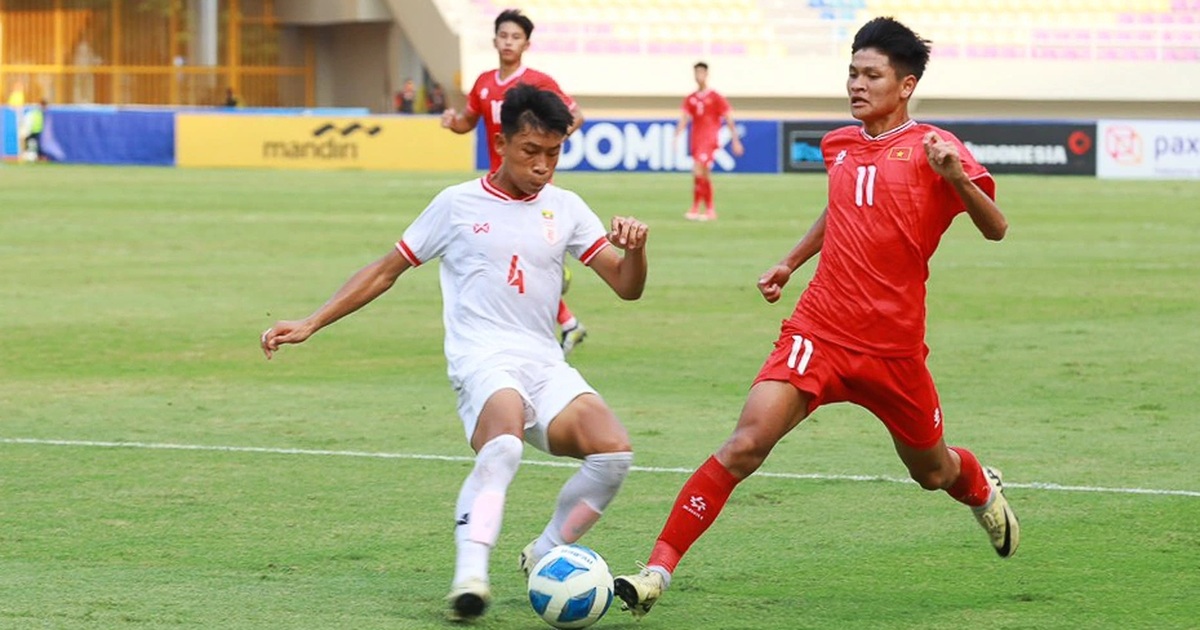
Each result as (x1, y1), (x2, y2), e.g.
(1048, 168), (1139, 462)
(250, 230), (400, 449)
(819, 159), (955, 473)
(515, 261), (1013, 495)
(176, 114), (473, 171)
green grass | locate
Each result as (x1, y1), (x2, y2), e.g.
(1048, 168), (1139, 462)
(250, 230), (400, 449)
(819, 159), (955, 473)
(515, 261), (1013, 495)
(1, 164), (1198, 629)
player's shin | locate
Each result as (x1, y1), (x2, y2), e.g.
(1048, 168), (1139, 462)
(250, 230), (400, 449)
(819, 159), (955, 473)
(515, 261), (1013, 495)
(452, 434), (524, 586)
(532, 451), (633, 561)
(649, 455), (741, 575)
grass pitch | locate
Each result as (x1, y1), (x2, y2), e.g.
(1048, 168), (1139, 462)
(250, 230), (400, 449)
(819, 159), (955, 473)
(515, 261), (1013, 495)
(1, 165), (1198, 629)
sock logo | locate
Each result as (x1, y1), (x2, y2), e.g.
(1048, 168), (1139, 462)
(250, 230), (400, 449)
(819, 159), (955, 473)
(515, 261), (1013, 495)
(683, 495), (708, 519)
(455, 512), (470, 527)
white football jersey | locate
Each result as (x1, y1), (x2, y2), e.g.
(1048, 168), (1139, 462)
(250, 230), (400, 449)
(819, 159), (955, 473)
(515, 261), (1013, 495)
(397, 177), (610, 379)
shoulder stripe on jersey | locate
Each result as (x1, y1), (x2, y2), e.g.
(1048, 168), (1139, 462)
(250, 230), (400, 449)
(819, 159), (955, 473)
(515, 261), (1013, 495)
(859, 119), (919, 141)
(580, 236), (610, 265)
(479, 177), (540, 202)
(395, 241), (421, 266)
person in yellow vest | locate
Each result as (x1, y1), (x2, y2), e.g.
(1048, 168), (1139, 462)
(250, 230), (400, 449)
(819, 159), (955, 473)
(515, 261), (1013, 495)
(7, 82), (24, 108)
(22, 100), (47, 162)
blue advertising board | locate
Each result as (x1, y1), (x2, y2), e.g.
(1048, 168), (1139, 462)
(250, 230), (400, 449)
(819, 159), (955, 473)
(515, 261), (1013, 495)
(1, 107), (17, 157)
(48, 108), (176, 165)
(475, 118), (780, 173)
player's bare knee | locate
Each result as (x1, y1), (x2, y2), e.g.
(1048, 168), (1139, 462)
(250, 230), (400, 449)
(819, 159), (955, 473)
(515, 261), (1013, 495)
(718, 432), (770, 476)
(910, 467), (952, 491)
(584, 431), (632, 455)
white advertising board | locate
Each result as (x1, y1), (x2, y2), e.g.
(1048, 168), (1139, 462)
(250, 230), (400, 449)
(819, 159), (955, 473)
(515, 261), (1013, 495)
(1097, 120), (1200, 180)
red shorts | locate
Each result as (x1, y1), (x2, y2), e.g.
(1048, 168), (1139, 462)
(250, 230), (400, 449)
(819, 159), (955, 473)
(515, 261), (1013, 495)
(691, 141), (718, 167)
(753, 322), (944, 449)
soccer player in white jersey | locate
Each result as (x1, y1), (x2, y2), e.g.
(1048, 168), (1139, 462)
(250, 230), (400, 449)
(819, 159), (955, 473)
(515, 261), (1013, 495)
(260, 83), (650, 622)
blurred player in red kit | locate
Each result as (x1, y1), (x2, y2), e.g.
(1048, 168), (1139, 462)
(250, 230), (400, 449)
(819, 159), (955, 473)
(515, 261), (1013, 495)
(614, 17), (1019, 619)
(676, 61), (744, 221)
(441, 8), (589, 354)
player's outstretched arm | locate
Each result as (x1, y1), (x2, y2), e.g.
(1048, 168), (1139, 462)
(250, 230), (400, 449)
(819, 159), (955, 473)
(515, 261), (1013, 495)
(923, 131), (1007, 241)
(758, 208), (827, 303)
(260, 248), (412, 359)
(589, 216), (649, 300)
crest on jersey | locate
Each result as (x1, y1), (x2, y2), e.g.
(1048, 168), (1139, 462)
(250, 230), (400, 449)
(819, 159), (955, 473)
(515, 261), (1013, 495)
(541, 209), (559, 244)
(888, 146), (912, 161)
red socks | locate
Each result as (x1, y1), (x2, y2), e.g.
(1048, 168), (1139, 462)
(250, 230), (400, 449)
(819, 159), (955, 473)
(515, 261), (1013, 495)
(648, 456), (740, 573)
(946, 446), (991, 507)
(692, 177), (712, 210)
(556, 300), (573, 326)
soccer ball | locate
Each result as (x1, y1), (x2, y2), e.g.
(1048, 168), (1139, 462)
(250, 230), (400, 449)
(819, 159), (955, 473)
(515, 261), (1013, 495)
(527, 544), (614, 629)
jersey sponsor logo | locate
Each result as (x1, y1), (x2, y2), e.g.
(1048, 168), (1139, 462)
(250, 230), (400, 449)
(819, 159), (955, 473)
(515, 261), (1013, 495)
(834, 149), (847, 166)
(888, 146), (912, 161)
(933, 407), (942, 429)
(473, 222), (491, 234)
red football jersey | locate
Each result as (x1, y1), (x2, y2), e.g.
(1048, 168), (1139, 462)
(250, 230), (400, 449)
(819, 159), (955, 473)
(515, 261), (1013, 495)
(466, 66), (577, 173)
(682, 89), (731, 151)
(790, 120), (995, 357)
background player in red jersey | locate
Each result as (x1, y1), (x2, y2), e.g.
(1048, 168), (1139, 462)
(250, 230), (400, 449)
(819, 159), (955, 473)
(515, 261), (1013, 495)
(613, 17), (1019, 619)
(676, 61), (744, 222)
(441, 8), (588, 354)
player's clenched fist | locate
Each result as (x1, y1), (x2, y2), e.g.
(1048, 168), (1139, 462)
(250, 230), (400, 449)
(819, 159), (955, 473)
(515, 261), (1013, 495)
(608, 216), (649, 251)
(923, 131), (965, 181)
(260, 319), (314, 359)
(757, 264), (792, 304)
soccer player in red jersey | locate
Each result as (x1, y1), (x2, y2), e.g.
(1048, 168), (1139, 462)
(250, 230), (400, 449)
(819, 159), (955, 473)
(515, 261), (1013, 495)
(613, 17), (1019, 619)
(677, 61), (744, 222)
(442, 8), (588, 354)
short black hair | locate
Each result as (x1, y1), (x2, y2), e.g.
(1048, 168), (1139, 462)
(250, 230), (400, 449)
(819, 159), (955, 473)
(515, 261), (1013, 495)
(495, 9), (534, 38)
(500, 83), (573, 138)
(851, 17), (931, 80)
(694, 61), (708, 70)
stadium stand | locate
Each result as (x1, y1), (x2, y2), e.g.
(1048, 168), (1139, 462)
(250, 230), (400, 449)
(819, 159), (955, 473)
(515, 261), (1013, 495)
(456, 0), (1199, 62)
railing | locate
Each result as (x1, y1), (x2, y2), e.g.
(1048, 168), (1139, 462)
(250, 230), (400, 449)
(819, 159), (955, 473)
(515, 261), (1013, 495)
(0, 0), (314, 107)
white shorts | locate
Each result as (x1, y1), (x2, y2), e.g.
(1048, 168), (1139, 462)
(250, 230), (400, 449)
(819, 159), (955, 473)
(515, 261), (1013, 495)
(452, 359), (598, 453)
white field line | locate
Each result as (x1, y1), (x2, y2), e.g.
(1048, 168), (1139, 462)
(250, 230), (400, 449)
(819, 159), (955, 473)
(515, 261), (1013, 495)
(4, 437), (1198, 498)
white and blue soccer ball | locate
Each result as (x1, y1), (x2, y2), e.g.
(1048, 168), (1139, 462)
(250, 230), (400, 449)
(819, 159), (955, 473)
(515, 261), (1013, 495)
(527, 544), (614, 629)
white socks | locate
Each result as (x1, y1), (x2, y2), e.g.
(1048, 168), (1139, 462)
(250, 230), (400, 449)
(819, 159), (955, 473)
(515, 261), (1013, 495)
(531, 451), (633, 560)
(452, 434), (523, 586)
